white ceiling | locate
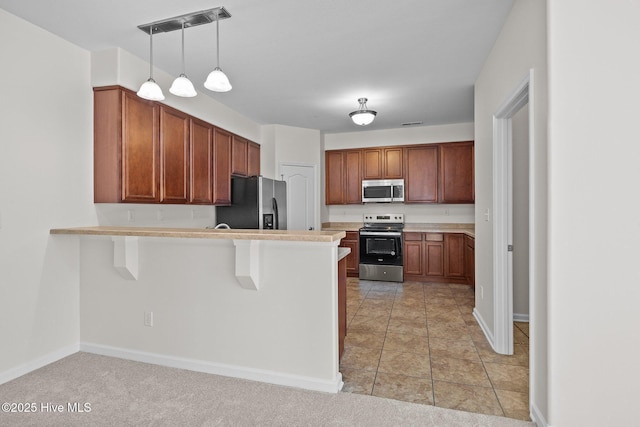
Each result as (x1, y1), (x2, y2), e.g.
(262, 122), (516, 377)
(0, 0), (514, 133)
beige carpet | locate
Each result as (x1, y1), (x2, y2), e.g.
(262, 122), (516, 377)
(0, 352), (535, 426)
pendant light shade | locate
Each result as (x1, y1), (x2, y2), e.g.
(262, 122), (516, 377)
(137, 27), (165, 101)
(204, 11), (232, 92)
(169, 22), (197, 97)
(349, 98), (377, 126)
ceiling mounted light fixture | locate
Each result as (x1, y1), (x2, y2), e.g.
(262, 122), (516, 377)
(204, 10), (232, 92)
(137, 26), (165, 101)
(137, 7), (232, 99)
(349, 98), (377, 126)
(169, 22), (197, 97)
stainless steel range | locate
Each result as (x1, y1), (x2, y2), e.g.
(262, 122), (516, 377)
(359, 213), (404, 282)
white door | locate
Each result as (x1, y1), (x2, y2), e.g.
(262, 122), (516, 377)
(280, 164), (317, 231)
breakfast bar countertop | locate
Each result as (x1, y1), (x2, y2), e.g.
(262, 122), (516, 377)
(50, 226), (346, 243)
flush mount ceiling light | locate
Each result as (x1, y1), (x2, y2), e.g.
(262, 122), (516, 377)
(137, 26), (165, 101)
(169, 22), (197, 97)
(204, 10), (232, 92)
(137, 7), (232, 100)
(349, 98), (377, 126)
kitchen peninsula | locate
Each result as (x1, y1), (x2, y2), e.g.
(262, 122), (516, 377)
(50, 226), (346, 393)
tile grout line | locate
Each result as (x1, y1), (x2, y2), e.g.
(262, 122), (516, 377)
(369, 283), (397, 396)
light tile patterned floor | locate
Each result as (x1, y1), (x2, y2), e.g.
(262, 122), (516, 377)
(340, 279), (530, 421)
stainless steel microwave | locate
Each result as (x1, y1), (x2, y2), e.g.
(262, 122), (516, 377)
(361, 179), (405, 203)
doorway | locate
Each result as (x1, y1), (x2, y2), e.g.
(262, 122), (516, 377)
(492, 71), (532, 356)
(280, 163), (318, 231)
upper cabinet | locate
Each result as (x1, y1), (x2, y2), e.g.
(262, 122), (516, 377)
(93, 85), (258, 206)
(439, 141), (474, 203)
(325, 149), (362, 205)
(325, 141), (474, 206)
(404, 145), (438, 203)
(362, 147), (403, 180)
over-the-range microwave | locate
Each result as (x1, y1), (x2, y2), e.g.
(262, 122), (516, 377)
(361, 179), (405, 203)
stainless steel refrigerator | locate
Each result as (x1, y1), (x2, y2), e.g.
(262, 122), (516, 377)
(215, 176), (287, 229)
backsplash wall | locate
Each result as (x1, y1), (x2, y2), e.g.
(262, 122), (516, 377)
(95, 204), (216, 228)
(326, 203), (474, 225)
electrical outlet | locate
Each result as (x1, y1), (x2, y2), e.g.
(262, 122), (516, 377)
(144, 311), (153, 327)
(157, 210), (164, 221)
(127, 210), (135, 222)
(444, 208), (450, 216)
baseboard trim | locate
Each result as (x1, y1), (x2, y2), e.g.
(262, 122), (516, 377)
(531, 402), (549, 426)
(0, 343), (79, 385)
(80, 342), (343, 393)
(514, 313), (530, 322)
(473, 308), (496, 348)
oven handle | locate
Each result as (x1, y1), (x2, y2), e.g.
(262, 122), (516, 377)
(359, 231), (403, 237)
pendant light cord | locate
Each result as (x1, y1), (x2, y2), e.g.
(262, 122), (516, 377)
(215, 12), (220, 68)
(149, 26), (154, 80)
(181, 22), (186, 75)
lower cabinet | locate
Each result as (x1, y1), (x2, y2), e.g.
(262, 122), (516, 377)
(339, 231), (360, 277)
(464, 234), (475, 288)
(403, 232), (471, 285)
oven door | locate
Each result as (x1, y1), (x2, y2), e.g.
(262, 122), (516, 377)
(359, 231), (403, 266)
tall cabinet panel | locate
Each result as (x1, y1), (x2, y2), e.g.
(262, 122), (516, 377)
(439, 141), (474, 203)
(160, 106), (190, 203)
(344, 150), (362, 204)
(121, 90), (160, 203)
(190, 118), (214, 204)
(404, 145), (438, 203)
(213, 127), (232, 206)
(325, 151), (346, 205)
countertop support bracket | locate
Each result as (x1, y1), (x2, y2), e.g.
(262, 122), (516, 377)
(112, 236), (139, 280)
(233, 239), (260, 290)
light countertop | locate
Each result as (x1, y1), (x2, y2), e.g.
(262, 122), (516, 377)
(50, 226), (346, 243)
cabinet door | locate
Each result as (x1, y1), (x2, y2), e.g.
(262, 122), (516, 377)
(405, 145), (438, 203)
(425, 233), (444, 277)
(439, 141), (474, 203)
(345, 150), (362, 204)
(121, 91), (160, 202)
(231, 136), (248, 176)
(190, 118), (213, 204)
(213, 127), (232, 205)
(383, 147), (404, 179)
(465, 235), (475, 287)
(340, 231), (360, 277)
(325, 151), (346, 205)
(247, 142), (261, 177)
(362, 148), (382, 179)
(445, 233), (466, 278)
(403, 233), (424, 276)
(160, 106), (190, 203)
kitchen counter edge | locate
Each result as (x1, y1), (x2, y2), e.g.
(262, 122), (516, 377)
(50, 226), (346, 243)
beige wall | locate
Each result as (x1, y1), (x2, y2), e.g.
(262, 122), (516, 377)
(0, 9), (97, 380)
(474, 0), (547, 422)
(547, 1), (640, 425)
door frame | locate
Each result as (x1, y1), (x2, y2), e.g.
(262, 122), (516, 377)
(492, 70), (533, 355)
(279, 162), (319, 231)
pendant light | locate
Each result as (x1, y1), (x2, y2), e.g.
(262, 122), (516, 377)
(349, 98), (377, 126)
(169, 22), (197, 97)
(137, 26), (165, 101)
(204, 11), (232, 92)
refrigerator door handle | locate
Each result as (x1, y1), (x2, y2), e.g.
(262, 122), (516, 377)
(272, 197), (279, 229)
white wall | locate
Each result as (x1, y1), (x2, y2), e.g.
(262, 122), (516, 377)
(0, 9), (97, 381)
(323, 123), (475, 224)
(547, 1), (640, 425)
(474, 0), (547, 422)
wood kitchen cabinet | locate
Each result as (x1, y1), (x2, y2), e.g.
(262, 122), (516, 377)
(404, 231), (470, 284)
(464, 234), (475, 287)
(94, 86), (160, 203)
(404, 145), (439, 203)
(325, 150), (362, 205)
(362, 147), (403, 180)
(160, 106), (190, 204)
(339, 231), (360, 277)
(444, 233), (466, 279)
(439, 141), (474, 203)
(247, 141), (261, 177)
(189, 118), (214, 204)
(213, 127), (233, 206)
